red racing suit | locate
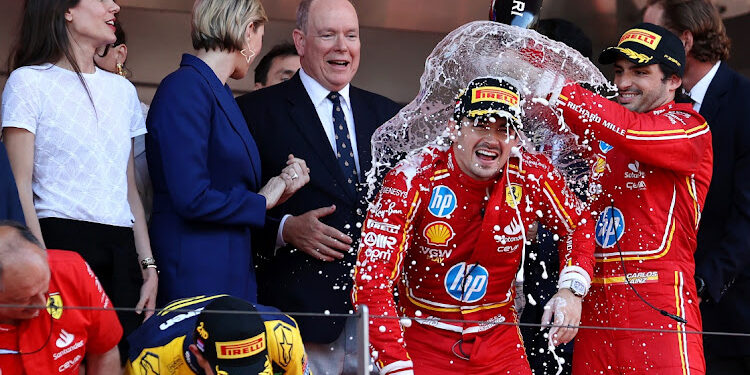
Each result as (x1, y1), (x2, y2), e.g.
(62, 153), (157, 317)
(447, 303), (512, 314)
(0, 250), (122, 375)
(558, 84), (712, 375)
(352, 147), (594, 375)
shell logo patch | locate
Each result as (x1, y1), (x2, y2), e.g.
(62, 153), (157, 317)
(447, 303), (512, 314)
(471, 86), (519, 106)
(423, 221), (455, 246)
(619, 28), (661, 50)
(505, 184), (522, 208)
(46, 293), (63, 320)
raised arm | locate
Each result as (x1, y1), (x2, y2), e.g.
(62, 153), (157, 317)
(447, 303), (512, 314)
(559, 84), (711, 176)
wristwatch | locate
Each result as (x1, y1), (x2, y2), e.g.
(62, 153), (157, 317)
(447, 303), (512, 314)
(140, 257), (157, 270)
(567, 279), (587, 297)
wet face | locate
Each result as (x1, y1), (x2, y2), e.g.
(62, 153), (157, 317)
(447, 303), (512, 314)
(65, 0), (120, 48)
(451, 116), (519, 181)
(293, 0), (360, 92)
(261, 55), (301, 88)
(0, 248), (50, 322)
(613, 58), (679, 113)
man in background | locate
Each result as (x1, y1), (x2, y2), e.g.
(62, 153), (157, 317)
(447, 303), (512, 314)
(254, 42), (301, 90)
(644, 1), (750, 373)
(236, 0), (400, 373)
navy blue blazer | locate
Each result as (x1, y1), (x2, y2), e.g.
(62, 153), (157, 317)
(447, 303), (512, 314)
(0, 141), (24, 223)
(147, 54), (268, 305)
(694, 62), (750, 356)
(236, 73), (400, 343)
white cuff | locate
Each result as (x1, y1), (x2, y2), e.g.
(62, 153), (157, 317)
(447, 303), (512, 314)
(558, 267), (591, 296)
(275, 214), (292, 251)
(559, 265), (591, 284)
(380, 360), (414, 375)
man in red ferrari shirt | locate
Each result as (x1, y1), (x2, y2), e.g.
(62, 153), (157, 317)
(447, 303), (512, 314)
(0, 221), (122, 374)
(352, 77), (595, 375)
(555, 23), (712, 375)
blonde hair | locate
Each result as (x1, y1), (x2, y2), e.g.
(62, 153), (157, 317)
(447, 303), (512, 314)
(191, 0), (268, 52)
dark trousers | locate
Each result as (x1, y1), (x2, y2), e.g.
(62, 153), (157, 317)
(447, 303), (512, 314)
(40, 217), (143, 363)
(706, 354), (750, 375)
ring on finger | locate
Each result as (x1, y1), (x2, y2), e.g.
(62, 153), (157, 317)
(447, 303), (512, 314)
(291, 172), (299, 180)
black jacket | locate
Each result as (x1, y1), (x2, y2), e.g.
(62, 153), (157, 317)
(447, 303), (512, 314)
(0, 141), (24, 223)
(236, 73), (400, 343)
(694, 62), (750, 356)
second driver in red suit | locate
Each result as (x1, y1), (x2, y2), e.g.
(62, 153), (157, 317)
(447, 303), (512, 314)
(554, 23), (712, 375)
(352, 77), (595, 375)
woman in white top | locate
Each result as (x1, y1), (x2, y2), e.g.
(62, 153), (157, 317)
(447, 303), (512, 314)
(1, 0), (157, 360)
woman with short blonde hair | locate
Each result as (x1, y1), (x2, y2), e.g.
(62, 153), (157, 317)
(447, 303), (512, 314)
(146, 0), (308, 305)
(192, 0), (268, 52)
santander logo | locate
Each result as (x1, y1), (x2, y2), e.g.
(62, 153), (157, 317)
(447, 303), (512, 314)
(56, 329), (74, 348)
(504, 218), (522, 236)
(628, 160), (640, 173)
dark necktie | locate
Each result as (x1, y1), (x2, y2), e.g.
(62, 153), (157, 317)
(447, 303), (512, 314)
(327, 92), (358, 192)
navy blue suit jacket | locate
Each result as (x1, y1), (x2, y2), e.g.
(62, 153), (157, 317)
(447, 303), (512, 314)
(694, 62), (750, 356)
(0, 142), (24, 223)
(147, 54), (268, 305)
(236, 73), (400, 343)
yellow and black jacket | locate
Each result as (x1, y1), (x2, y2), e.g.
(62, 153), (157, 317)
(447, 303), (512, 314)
(125, 295), (311, 375)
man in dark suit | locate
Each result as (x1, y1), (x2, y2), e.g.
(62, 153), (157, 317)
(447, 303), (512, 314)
(645, 1), (750, 373)
(236, 0), (400, 373)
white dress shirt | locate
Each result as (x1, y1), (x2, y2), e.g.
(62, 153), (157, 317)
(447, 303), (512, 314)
(277, 69), (360, 248)
(688, 61), (721, 113)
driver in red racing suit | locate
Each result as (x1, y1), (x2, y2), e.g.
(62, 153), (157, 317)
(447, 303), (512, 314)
(556, 23), (712, 375)
(352, 77), (595, 375)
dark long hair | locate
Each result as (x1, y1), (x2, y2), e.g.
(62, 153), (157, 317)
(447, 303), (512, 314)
(9, 0), (95, 108)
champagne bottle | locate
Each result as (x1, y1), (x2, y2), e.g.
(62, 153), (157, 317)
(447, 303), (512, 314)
(489, 0), (544, 29)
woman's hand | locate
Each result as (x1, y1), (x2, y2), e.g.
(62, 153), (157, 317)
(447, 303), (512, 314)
(260, 154), (310, 209)
(136, 267), (158, 321)
(259, 176), (286, 209)
(278, 154), (310, 204)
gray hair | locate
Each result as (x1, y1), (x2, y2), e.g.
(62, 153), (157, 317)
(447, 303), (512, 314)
(295, 0), (354, 33)
(191, 0), (268, 52)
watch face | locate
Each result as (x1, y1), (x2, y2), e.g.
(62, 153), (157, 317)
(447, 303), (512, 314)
(571, 280), (586, 296)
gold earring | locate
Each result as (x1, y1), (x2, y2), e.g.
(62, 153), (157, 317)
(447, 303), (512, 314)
(116, 62), (126, 77)
(240, 48), (255, 64)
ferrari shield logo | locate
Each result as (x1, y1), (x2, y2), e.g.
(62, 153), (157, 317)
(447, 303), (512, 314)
(46, 293), (63, 320)
(505, 184), (522, 208)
